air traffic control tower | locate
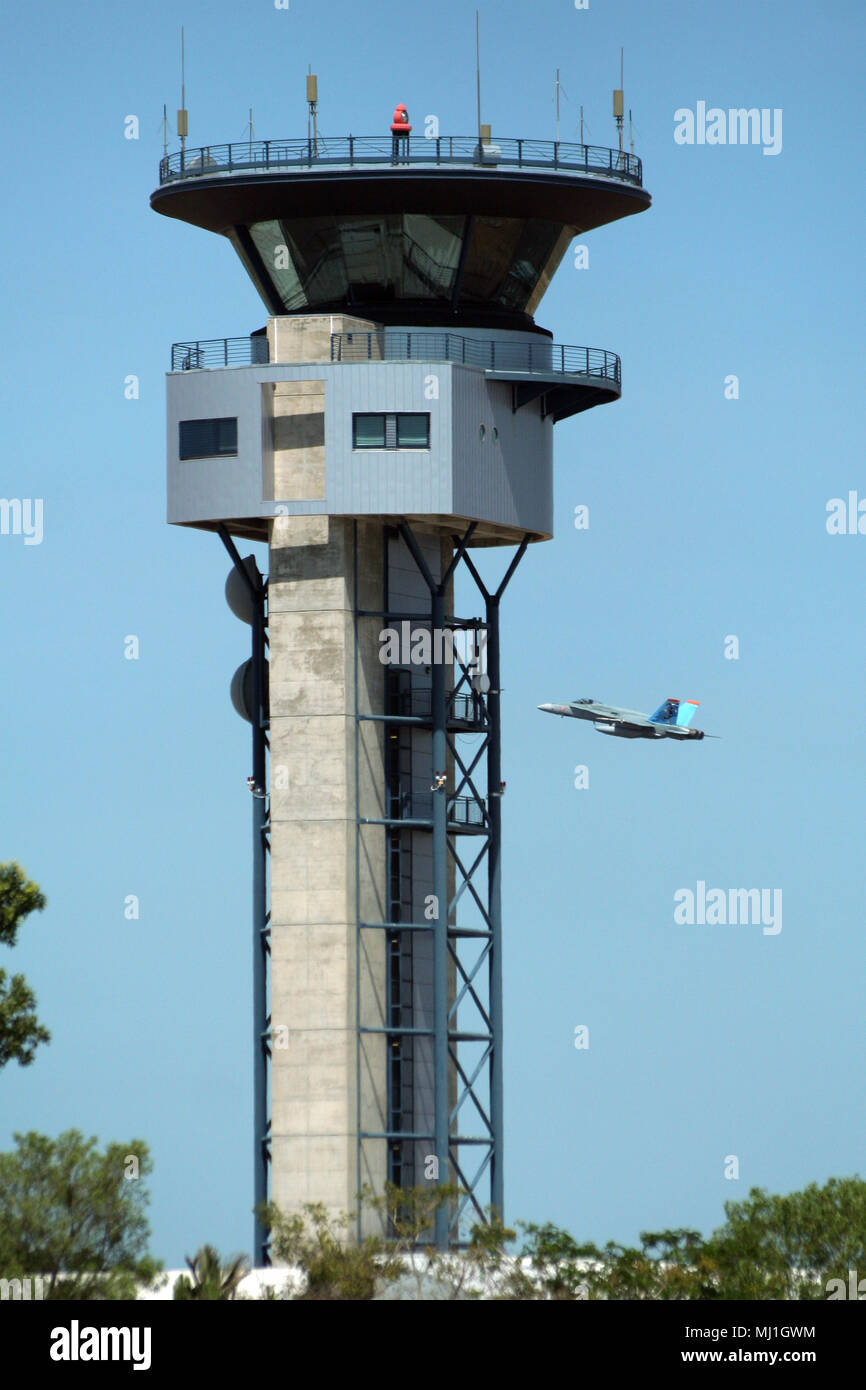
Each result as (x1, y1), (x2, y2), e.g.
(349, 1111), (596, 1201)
(151, 119), (649, 1257)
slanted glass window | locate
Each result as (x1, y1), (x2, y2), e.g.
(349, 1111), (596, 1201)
(396, 413), (429, 447)
(179, 417), (238, 460)
(353, 414), (387, 449)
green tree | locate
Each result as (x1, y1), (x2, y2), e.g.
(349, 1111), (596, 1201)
(0, 862), (50, 1069)
(0, 1129), (161, 1299)
(706, 1178), (866, 1300)
(173, 1244), (249, 1300)
(435, 1209), (516, 1300)
(260, 1199), (403, 1300)
(364, 1180), (456, 1298)
(262, 1185), (515, 1300)
(510, 1220), (596, 1299)
(514, 1178), (866, 1300)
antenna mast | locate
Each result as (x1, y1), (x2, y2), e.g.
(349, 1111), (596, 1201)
(612, 47), (624, 156)
(475, 10), (482, 140)
(306, 68), (318, 155)
(177, 27), (188, 157)
(554, 69), (568, 144)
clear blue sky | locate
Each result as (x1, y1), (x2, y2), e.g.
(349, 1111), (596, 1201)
(2, 0), (864, 1265)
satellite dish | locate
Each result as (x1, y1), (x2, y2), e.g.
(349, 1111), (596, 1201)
(230, 659), (255, 723)
(225, 555), (262, 624)
(471, 673), (491, 694)
(230, 656), (270, 723)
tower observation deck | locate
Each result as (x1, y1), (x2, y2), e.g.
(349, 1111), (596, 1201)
(151, 129), (650, 1256)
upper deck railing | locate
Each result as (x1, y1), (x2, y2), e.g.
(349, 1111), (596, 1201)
(171, 337), (270, 370)
(331, 331), (621, 383)
(170, 332), (621, 385)
(158, 134), (643, 187)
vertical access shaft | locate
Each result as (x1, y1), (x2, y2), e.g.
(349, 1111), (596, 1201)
(431, 585), (450, 1249)
(486, 593), (504, 1221)
(251, 585), (269, 1265)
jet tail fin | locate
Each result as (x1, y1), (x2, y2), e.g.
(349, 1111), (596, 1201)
(676, 700), (700, 727)
(649, 698), (680, 725)
(649, 698), (701, 727)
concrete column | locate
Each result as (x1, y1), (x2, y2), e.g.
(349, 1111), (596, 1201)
(268, 513), (387, 1233)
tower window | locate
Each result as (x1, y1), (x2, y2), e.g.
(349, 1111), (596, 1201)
(179, 417), (238, 459)
(353, 412), (430, 450)
(396, 413), (429, 447)
(353, 414), (387, 449)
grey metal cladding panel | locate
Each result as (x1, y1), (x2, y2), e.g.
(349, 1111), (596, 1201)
(167, 360), (457, 523)
(325, 363), (452, 517)
(166, 368), (264, 522)
(451, 369), (554, 535)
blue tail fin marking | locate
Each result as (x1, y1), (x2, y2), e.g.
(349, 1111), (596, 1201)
(649, 698), (680, 725)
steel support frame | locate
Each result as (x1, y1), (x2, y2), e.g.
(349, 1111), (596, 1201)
(218, 526), (271, 1266)
(354, 519), (529, 1248)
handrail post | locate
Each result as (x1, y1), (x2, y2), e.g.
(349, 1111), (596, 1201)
(349, 134), (354, 162)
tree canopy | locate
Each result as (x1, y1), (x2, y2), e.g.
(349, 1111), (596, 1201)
(0, 1129), (161, 1299)
(537, 1177), (866, 1300)
(0, 861), (50, 1069)
(258, 1176), (866, 1300)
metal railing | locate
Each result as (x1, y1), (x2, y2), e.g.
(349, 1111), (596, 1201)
(171, 337), (269, 371)
(332, 331), (621, 384)
(159, 134), (643, 187)
(389, 791), (486, 827)
(169, 330), (621, 386)
(390, 689), (483, 724)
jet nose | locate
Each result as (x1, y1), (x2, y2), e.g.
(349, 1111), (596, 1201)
(538, 703), (561, 715)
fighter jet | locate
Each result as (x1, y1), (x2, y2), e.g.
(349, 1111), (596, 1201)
(537, 696), (713, 741)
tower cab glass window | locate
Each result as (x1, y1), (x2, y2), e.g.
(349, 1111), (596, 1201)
(353, 413), (430, 450)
